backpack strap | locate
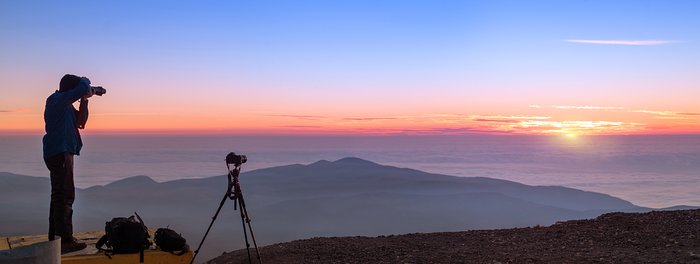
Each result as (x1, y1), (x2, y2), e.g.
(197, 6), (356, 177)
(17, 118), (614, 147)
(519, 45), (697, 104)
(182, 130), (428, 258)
(95, 234), (114, 259)
(96, 233), (109, 251)
(162, 244), (190, 256)
(139, 235), (150, 263)
(171, 244), (190, 256)
(134, 212), (145, 225)
(134, 212), (148, 263)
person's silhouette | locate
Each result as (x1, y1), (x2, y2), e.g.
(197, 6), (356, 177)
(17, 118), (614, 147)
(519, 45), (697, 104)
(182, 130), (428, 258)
(43, 74), (94, 254)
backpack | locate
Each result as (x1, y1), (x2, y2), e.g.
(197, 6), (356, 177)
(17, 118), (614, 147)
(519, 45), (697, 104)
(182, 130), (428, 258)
(96, 213), (152, 262)
(154, 227), (189, 255)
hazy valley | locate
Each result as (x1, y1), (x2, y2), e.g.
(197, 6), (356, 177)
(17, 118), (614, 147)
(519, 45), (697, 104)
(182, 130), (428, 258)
(1, 158), (695, 261)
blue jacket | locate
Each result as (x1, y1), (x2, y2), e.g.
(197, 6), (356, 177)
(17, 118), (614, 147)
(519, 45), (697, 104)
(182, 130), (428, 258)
(43, 80), (90, 160)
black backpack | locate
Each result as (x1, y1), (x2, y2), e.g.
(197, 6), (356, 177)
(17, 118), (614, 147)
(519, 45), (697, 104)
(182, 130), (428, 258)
(96, 213), (152, 262)
(154, 227), (189, 255)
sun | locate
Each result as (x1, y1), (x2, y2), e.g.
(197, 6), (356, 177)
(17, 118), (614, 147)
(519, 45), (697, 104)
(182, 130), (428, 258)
(564, 133), (577, 139)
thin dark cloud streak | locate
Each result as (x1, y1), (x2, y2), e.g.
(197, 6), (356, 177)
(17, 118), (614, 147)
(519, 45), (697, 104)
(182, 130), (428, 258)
(398, 127), (515, 135)
(474, 119), (520, 123)
(263, 114), (328, 120)
(343, 117), (399, 121)
(553, 105), (624, 110)
(92, 112), (160, 116)
(631, 110), (700, 117)
(275, 125), (324, 128)
(530, 105), (697, 118)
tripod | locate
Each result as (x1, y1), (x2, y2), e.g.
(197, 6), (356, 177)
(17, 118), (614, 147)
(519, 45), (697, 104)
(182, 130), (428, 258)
(190, 153), (261, 264)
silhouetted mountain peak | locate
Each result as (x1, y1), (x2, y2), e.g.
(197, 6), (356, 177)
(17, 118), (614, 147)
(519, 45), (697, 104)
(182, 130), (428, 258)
(104, 175), (157, 188)
(309, 160), (332, 166)
(304, 157), (382, 170)
(331, 157), (381, 167)
(0, 172), (49, 191)
(0, 171), (45, 181)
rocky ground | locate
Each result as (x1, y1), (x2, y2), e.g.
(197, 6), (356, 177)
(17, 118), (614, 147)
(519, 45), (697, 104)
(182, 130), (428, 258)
(208, 209), (700, 263)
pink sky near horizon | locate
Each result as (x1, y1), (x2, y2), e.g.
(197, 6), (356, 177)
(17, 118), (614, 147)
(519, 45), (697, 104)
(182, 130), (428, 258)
(1, 70), (698, 135)
(1, 92), (698, 135)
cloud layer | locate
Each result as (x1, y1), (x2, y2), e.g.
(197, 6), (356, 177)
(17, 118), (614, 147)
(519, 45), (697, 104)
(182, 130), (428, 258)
(260, 105), (698, 135)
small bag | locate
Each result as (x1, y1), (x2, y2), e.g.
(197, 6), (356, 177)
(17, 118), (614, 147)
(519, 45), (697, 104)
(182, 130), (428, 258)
(154, 227), (189, 255)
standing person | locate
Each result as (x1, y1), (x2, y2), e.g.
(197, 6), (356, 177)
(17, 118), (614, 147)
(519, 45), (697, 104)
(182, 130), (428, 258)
(43, 74), (93, 253)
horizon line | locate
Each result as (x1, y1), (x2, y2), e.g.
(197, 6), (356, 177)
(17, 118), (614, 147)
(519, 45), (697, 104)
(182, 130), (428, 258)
(1, 129), (698, 137)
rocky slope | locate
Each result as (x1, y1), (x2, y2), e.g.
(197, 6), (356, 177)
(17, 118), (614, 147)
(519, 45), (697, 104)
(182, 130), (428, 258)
(208, 209), (700, 264)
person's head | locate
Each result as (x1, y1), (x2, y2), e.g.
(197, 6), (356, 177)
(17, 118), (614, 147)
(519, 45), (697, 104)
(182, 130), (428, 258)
(59, 74), (81, 92)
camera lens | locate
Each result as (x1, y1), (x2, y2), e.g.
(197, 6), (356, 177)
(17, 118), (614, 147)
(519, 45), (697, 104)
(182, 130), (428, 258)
(91, 86), (106, 96)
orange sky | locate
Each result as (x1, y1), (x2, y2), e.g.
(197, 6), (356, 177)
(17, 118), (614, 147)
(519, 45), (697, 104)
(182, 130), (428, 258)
(2, 100), (698, 135)
(1, 74), (698, 135)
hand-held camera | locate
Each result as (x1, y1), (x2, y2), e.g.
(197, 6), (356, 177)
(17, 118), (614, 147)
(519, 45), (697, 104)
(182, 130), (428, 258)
(91, 86), (107, 96)
(226, 152), (247, 166)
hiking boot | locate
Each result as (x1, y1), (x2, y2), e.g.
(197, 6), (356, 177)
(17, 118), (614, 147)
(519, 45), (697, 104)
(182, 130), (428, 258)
(61, 237), (87, 254)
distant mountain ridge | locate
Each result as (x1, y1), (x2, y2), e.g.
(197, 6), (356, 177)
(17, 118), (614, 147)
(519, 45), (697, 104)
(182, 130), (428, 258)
(0, 157), (695, 261)
(241, 157), (635, 212)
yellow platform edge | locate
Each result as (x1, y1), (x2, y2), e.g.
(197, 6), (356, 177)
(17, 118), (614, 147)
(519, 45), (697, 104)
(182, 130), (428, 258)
(1, 230), (192, 264)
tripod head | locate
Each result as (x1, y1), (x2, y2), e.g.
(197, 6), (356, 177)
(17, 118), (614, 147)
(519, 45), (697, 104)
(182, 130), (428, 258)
(225, 152), (246, 200)
(226, 152), (247, 166)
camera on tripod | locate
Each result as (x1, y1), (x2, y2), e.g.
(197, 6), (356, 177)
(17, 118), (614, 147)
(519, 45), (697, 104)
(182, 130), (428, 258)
(192, 152), (261, 264)
(91, 86), (107, 96)
(226, 152), (247, 166)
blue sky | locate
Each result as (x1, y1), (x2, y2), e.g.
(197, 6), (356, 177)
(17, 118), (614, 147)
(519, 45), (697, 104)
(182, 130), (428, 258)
(1, 0), (698, 134)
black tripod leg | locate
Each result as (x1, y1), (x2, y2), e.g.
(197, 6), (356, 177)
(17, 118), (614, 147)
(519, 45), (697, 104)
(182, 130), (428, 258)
(190, 192), (229, 264)
(236, 195), (253, 264)
(239, 195), (262, 263)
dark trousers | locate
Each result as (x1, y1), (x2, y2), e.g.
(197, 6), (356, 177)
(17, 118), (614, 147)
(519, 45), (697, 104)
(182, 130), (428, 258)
(45, 152), (75, 241)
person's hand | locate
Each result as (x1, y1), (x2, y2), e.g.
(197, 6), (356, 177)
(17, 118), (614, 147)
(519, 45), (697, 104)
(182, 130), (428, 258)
(83, 86), (94, 100)
(80, 77), (93, 100)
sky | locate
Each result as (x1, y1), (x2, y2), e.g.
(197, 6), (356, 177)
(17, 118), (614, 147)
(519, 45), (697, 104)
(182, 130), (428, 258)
(0, 0), (698, 135)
